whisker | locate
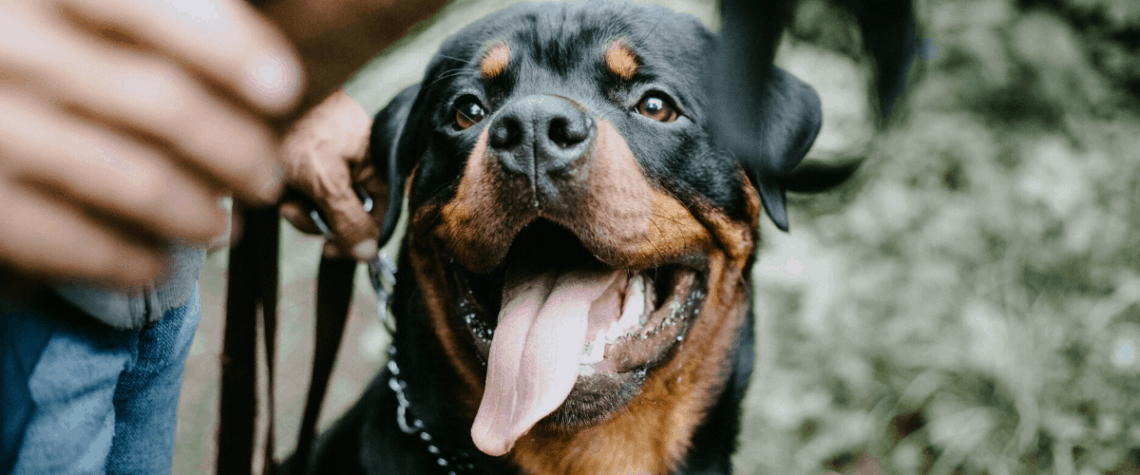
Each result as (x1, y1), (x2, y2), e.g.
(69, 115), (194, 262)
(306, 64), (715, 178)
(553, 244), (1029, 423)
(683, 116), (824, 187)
(434, 54), (470, 63)
(426, 69), (469, 90)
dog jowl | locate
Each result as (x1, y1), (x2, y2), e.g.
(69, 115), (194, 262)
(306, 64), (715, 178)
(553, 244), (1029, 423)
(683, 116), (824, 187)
(311, 2), (831, 474)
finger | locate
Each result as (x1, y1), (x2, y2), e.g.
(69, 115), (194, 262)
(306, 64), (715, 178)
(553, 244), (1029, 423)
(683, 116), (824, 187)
(0, 92), (227, 244)
(313, 183), (379, 261)
(58, 0), (303, 115)
(321, 240), (349, 260)
(0, 184), (166, 287)
(279, 200), (321, 235)
(206, 198), (235, 251)
(279, 148), (370, 256)
(355, 166), (391, 224)
(2, 3), (284, 202)
(227, 203), (245, 248)
(278, 89), (380, 259)
(1, 20), (285, 203)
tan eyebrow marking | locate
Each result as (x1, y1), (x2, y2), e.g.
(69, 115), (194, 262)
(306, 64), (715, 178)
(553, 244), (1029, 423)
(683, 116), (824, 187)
(481, 41), (510, 79)
(605, 40), (639, 79)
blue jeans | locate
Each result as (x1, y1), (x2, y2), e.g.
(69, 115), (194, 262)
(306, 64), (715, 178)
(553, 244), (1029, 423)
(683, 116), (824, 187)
(1, 285), (201, 474)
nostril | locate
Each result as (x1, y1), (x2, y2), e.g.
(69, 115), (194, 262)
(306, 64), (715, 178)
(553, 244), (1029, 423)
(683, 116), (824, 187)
(489, 117), (522, 149)
(548, 116), (589, 149)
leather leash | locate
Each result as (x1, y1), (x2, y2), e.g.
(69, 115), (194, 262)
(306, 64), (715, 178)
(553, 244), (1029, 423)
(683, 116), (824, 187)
(217, 202), (370, 475)
(218, 205), (280, 475)
(291, 255), (356, 472)
(215, 1), (370, 472)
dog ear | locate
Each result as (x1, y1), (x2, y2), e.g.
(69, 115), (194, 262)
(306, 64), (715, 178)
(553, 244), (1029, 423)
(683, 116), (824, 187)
(708, 61), (823, 232)
(710, 0), (918, 231)
(371, 83), (422, 247)
(708, 0), (804, 231)
(745, 67), (823, 232)
(707, 0), (822, 231)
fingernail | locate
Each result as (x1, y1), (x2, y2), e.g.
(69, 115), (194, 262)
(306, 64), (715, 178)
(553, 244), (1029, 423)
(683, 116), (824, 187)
(245, 51), (301, 113)
(257, 164), (283, 203)
(353, 239), (378, 261)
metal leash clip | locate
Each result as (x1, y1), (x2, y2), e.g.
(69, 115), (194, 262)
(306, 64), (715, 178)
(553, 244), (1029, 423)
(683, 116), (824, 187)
(307, 186), (397, 322)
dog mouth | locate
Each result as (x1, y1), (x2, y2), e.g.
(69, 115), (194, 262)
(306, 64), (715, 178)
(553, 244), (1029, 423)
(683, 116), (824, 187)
(449, 219), (706, 455)
(454, 220), (703, 373)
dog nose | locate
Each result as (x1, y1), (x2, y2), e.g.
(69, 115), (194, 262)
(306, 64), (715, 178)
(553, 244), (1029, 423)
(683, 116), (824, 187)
(487, 95), (594, 193)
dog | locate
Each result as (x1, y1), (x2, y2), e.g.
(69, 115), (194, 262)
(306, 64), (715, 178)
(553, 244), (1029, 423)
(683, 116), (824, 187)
(301, 1), (916, 474)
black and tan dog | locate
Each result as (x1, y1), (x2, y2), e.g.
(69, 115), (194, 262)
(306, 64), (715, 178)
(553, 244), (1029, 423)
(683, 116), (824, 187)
(303, 1), (915, 474)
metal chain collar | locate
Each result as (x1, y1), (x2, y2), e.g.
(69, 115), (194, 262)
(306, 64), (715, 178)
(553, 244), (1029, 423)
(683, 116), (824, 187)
(313, 187), (473, 473)
(386, 346), (477, 474)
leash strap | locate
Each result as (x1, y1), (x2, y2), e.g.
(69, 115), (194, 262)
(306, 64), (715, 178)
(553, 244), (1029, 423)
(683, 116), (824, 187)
(291, 255), (356, 473)
(220, 183), (376, 474)
(257, 209), (281, 475)
(218, 204), (358, 475)
(218, 206), (280, 475)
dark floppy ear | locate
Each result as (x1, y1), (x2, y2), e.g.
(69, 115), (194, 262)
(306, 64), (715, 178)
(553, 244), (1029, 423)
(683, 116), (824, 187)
(708, 61), (822, 232)
(708, 0), (820, 231)
(710, 0), (917, 231)
(744, 67), (822, 232)
(371, 83), (422, 247)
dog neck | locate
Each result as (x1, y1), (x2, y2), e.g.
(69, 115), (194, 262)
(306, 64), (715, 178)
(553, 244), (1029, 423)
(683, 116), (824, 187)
(385, 346), (479, 473)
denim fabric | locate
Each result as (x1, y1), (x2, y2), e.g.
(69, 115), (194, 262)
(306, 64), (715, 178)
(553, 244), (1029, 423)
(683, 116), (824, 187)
(1, 308), (56, 473)
(1, 284), (201, 475)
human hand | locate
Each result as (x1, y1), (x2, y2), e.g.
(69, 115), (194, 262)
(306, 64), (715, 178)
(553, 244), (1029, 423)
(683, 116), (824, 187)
(0, 0), (303, 286)
(279, 89), (385, 261)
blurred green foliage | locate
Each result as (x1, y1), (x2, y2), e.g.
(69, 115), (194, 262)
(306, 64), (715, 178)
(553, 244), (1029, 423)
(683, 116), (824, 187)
(737, 0), (1140, 474)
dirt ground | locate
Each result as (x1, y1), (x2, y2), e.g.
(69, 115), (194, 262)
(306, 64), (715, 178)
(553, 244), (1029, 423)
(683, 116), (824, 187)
(175, 0), (1140, 473)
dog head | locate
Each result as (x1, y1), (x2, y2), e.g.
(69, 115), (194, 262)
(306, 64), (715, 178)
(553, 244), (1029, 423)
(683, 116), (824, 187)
(369, 1), (820, 471)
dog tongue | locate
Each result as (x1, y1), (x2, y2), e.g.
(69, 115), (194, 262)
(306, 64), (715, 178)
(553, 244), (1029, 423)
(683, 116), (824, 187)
(471, 265), (622, 456)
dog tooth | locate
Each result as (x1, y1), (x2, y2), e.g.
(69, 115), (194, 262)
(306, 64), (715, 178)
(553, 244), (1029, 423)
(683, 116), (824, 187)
(640, 275), (657, 326)
(605, 321), (623, 343)
(592, 330), (607, 358)
(580, 330), (606, 364)
(618, 274), (645, 330)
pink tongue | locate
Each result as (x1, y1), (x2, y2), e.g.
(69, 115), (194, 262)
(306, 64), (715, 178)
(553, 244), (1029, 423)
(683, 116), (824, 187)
(470, 265), (622, 456)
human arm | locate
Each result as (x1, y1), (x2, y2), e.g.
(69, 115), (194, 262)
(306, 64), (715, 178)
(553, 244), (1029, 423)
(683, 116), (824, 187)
(265, 0), (449, 259)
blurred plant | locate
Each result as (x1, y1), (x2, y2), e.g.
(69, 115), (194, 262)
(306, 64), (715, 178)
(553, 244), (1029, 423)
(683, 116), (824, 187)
(736, 0), (1140, 473)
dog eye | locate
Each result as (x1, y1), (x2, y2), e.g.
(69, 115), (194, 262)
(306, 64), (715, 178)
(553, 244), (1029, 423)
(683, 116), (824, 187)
(454, 98), (486, 130)
(636, 94), (678, 123)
